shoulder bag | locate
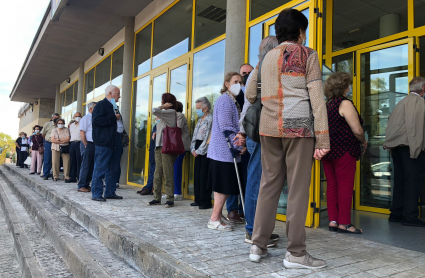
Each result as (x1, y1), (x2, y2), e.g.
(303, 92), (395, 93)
(122, 129), (130, 148)
(161, 113), (185, 155)
(243, 58), (265, 143)
(35, 135), (44, 155)
(56, 130), (70, 154)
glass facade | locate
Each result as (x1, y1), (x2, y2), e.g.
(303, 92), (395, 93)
(152, 0), (192, 69)
(111, 46), (124, 86)
(94, 56), (111, 98)
(134, 24), (152, 77)
(194, 0), (227, 48)
(250, 0), (292, 20)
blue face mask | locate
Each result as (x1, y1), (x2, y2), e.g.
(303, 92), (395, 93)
(156, 119), (161, 124)
(110, 98), (118, 110)
(196, 109), (204, 118)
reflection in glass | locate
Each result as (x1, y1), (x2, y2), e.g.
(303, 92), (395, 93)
(152, 73), (167, 128)
(134, 24), (152, 77)
(169, 64), (188, 111)
(152, 0), (192, 68)
(84, 69), (95, 102)
(332, 0), (407, 52)
(61, 92), (66, 115)
(420, 37), (425, 76)
(250, 0), (292, 21)
(360, 44), (409, 209)
(129, 76), (150, 184)
(268, 9), (309, 46)
(72, 81), (78, 109)
(94, 56), (111, 98)
(64, 87), (73, 113)
(249, 23), (263, 67)
(188, 40), (225, 196)
(194, 0), (227, 48)
(415, 0), (425, 28)
(111, 46), (124, 86)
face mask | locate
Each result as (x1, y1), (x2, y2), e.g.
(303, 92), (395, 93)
(156, 119), (161, 124)
(58, 124), (64, 129)
(302, 38), (306, 46)
(21, 136), (25, 139)
(35, 130), (40, 134)
(33, 132), (36, 135)
(242, 74), (249, 85)
(196, 109), (204, 118)
(110, 98), (118, 110)
(75, 117), (81, 122)
(229, 83), (241, 96)
(346, 85), (353, 98)
(53, 118), (58, 124)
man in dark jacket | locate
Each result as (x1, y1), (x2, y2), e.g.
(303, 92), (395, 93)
(91, 85), (123, 201)
(138, 123), (157, 195)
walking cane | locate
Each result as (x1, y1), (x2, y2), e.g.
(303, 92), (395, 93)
(225, 136), (245, 215)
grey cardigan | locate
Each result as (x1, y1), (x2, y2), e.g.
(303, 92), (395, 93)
(152, 108), (176, 148)
(177, 112), (191, 151)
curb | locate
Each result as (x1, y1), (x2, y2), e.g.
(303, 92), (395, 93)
(1, 168), (114, 278)
(1, 164), (209, 278)
(0, 180), (45, 278)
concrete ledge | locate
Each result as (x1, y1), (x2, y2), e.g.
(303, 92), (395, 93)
(1, 164), (209, 278)
(0, 168), (114, 278)
(0, 181), (45, 278)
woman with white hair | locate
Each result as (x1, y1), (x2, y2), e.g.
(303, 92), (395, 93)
(190, 97), (213, 209)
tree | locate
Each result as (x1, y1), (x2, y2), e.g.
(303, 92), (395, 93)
(371, 77), (387, 95)
(0, 133), (16, 153)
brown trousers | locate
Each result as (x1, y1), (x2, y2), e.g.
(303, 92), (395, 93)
(252, 136), (314, 257)
(52, 150), (70, 179)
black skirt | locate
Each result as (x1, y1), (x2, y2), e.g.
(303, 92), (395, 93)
(208, 159), (241, 195)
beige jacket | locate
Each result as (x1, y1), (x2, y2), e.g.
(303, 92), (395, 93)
(385, 94), (425, 158)
(177, 112), (191, 151)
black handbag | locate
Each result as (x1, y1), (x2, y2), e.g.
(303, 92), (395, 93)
(60, 145), (70, 154)
(243, 58), (265, 143)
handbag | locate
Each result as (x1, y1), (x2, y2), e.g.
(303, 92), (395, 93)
(161, 113), (185, 155)
(243, 58), (265, 143)
(34, 135), (44, 154)
(122, 129), (130, 148)
(60, 145), (70, 154)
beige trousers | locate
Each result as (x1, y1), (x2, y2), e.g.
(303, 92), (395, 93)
(252, 136), (314, 257)
(52, 150), (70, 179)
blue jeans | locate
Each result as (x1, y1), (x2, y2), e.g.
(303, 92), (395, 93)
(173, 152), (186, 195)
(227, 151), (250, 213)
(42, 141), (52, 177)
(78, 142), (95, 189)
(91, 134), (121, 198)
(244, 137), (262, 235)
(144, 163), (155, 191)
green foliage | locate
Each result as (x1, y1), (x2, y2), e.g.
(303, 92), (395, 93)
(0, 132), (16, 152)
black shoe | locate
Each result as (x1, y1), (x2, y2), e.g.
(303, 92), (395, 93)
(199, 205), (212, 209)
(43, 177), (49, 180)
(37, 173), (41, 175)
(402, 219), (425, 227)
(116, 183), (120, 188)
(165, 201), (174, 208)
(105, 195), (123, 200)
(29, 172), (35, 175)
(190, 203), (200, 206)
(92, 197), (106, 202)
(148, 200), (161, 205)
(65, 179), (77, 183)
(388, 214), (404, 222)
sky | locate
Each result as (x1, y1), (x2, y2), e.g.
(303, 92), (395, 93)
(0, 0), (50, 138)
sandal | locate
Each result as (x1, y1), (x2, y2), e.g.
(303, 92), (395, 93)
(329, 221), (338, 232)
(207, 219), (233, 231)
(337, 224), (362, 234)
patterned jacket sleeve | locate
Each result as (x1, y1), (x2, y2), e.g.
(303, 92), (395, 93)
(246, 66), (259, 105)
(306, 51), (330, 149)
(216, 96), (242, 151)
(195, 114), (213, 156)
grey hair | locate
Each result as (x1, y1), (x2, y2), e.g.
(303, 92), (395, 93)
(258, 36), (279, 60)
(195, 97), (211, 112)
(51, 113), (59, 118)
(105, 85), (119, 96)
(409, 77), (425, 93)
(87, 102), (97, 110)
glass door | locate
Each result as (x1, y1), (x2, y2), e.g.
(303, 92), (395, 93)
(355, 38), (415, 214)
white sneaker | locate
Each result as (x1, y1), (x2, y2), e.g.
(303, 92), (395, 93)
(249, 245), (268, 263)
(174, 194), (182, 201)
(283, 251), (326, 269)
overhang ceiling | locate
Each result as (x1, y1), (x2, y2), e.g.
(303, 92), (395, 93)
(10, 0), (152, 103)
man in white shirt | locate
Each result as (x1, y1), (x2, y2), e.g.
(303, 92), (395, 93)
(67, 112), (82, 183)
(77, 102), (96, 192)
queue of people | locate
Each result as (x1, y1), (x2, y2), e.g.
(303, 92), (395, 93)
(12, 6), (425, 273)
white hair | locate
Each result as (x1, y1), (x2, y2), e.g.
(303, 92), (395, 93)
(105, 85), (119, 97)
(409, 77), (425, 93)
(195, 97), (211, 112)
(258, 36), (279, 60)
(87, 102), (97, 110)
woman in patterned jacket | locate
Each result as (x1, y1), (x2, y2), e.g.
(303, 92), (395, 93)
(246, 8), (330, 269)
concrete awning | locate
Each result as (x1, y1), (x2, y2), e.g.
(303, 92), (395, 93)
(10, 0), (152, 103)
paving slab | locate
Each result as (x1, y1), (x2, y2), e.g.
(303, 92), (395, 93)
(3, 164), (425, 278)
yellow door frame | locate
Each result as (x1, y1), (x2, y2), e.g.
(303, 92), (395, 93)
(354, 38), (415, 215)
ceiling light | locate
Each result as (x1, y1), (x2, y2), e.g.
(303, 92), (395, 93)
(349, 28), (361, 34)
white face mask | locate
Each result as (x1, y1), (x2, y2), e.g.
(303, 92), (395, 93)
(75, 117), (81, 122)
(35, 130), (40, 134)
(229, 83), (241, 96)
(58, 124), (64, 129)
